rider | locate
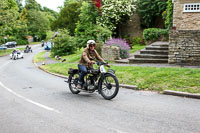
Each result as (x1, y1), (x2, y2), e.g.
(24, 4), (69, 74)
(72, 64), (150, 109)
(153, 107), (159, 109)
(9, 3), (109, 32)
(77, 40), (110, 89)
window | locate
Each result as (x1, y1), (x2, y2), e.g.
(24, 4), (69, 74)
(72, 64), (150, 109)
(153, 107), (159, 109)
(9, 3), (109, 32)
(183, 3), (200, 12)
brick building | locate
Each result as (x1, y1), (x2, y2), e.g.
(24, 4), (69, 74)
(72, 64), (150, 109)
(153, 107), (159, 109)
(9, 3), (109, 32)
(169, 0), (200, 65)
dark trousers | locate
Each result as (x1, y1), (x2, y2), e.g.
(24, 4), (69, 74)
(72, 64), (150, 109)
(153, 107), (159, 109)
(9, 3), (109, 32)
(78, 64), (88, 84)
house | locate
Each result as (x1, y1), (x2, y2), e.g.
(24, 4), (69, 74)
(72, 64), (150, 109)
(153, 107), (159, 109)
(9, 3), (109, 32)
(168, 0), (200, 65)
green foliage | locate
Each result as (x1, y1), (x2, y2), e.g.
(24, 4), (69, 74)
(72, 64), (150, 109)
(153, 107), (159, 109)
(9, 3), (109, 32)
(26, 9), (50, 40)
(97, 0), (136, 32)
(132, 37), (145, 46)
(51, 29), (77, 56)
(143, 28), (169, 41)
(163, 0), (173, 29)
(51, 1), (81, 36)
(138, 0), (167, 28)
(25, 0), (41, 11)
(75, 2), (112, 48)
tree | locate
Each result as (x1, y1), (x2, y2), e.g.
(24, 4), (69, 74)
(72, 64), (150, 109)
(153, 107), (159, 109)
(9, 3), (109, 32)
(26, 9), (50, 40)
(75, 2), (112, 48)
(0, 0), (19, 36)
(15, 0), (23, 12)
(138, 0), (167, 28)
(25, 0), (41, 11)
(97, 0), (136, 33)
(51, 1), (81, 35)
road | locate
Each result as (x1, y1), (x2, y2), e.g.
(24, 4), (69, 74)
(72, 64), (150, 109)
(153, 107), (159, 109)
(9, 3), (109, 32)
(0, 45), (200, 133)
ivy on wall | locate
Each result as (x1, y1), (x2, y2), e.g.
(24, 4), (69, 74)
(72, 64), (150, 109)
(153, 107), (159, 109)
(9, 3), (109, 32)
(163, 0), (173, 29)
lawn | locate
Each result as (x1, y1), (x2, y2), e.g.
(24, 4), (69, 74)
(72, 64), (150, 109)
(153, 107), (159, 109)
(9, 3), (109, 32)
(49, 49), (83, 63)
(36, 45), (200, 94)
(33, 51), (46, 63)
(130, 44), (146, 53)
(40, 63), (200, 94)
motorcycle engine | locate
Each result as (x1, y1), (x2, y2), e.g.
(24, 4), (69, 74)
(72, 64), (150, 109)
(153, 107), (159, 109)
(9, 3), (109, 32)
(87, 80), (95, 90)
(87, 76), (95, 90)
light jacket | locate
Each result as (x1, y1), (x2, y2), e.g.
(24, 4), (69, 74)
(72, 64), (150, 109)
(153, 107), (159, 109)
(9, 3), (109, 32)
(78, 48), (104, 68)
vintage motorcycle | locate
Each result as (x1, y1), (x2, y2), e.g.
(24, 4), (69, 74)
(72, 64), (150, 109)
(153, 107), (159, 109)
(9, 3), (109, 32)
(10, 50), (24, 60)
(67, 62), (119, 100)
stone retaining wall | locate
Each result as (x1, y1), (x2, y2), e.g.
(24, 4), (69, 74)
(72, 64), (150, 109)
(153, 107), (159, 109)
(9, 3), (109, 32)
(169, 30), (200, 65)
(102, 46), (120, 61)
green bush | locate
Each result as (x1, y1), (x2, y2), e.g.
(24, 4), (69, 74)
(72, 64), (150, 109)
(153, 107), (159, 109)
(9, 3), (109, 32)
(6, 36), (17, 42)
(143, 28), (169, 41)
(75, 2), (112, 48)
(132, 37), (145, 46)
(51, 29), (76, 57)
(138, 0), (167, 28)
(16, 39), (28, 45)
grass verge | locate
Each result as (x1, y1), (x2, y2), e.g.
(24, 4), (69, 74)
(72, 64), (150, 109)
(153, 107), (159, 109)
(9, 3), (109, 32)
(33, 51), (46, 63)
(41, 63), (200, 94)
(130, 44), (146, 53)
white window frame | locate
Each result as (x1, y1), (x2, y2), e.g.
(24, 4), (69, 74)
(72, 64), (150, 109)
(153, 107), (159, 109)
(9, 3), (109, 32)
(183, 3), (200, 12)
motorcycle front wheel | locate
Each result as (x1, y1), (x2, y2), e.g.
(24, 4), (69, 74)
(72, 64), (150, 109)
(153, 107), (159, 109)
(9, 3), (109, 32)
(99, 73), (119, 100)
(68, 74), (80, 94)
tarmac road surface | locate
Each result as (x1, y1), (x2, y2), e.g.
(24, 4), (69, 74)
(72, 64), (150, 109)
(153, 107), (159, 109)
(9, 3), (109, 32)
(0, 45), (200, 133)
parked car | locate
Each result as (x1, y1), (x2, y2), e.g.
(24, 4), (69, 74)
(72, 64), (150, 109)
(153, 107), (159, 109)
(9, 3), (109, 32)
(44, 42), (52, 50)
(3, 41), (17, 48)
(0, 45), (7, 50)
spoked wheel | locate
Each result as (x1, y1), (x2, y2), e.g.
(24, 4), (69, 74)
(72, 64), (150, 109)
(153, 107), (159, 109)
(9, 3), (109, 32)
(68, 74), (80, 94)
(99, 73), (119, 100)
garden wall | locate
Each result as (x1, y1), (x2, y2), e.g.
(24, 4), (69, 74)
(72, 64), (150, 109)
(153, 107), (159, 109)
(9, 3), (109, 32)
(102, 46), (120, 61)
(118, 13), (143, 38)
(168, 30), (200, 65)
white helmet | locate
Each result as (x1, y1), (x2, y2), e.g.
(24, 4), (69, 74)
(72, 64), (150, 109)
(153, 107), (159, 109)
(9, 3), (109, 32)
(87, 40), (96, 48)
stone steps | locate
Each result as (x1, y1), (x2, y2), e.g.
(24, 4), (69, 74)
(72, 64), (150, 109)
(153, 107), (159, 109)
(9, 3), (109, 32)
(140, 50), (168, 55)
(129, 58), (168, 63)
(134, 54), (168, 59)
(128, 41), (169, 64)
(146, 46), (168, 50)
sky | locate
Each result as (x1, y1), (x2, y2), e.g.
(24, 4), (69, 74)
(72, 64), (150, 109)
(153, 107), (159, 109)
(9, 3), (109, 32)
(23, 0), (65, 12)
(35, 0), (65, 12)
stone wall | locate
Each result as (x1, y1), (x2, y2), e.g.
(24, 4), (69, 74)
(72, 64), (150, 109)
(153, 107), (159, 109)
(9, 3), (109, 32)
(173, 0), (200, 30)
(102, 46), (120, 61)
(168, 30), (200, 65)
(118, 13), (143, 38)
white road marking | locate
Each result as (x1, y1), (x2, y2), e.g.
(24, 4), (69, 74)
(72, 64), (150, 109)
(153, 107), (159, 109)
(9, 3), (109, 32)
(0, 55), (60, 113)
(0, 81), (61, 114)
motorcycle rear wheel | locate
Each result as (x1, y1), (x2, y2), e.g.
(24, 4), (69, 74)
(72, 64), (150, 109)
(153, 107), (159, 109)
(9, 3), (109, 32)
(99, 73), (119, 100)
(68, 74), (80, 94)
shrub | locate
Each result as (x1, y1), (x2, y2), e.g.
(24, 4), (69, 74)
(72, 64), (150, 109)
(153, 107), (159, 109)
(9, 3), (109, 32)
(16, 39), (28, 45)
(132, 37), (145, 46)
(51, 29), (76, 57)
(143, 28), (169, 42)
(138, 0), (167, 28)
(123, 35), (133, 48)
(97, 0), (136, 32)
(75, 2), (112, 48)
(104, 38), (130, 59)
